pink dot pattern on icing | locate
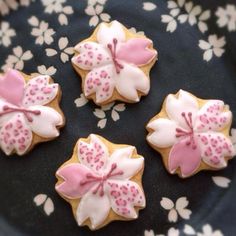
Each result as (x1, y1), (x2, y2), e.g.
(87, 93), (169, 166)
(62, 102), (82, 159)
(78, 139), (107, 172)
(197, 133), (233, 166)
(72, 21), (157, 103)
(22, 76), (58, 107)
(0, 70), (61, 155)
(106, 180), (144, 217)
(56, 135), (145, 225)
(84, 65), (114, 102)
(195, 100), (231, 131)
(74, 42), (111, 70)
(0, 114), (32, 154)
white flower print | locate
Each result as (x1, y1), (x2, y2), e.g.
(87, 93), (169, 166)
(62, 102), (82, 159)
(143, 2), (157, 11)
(230, 128), (236, 151)
(93, 102), (126, 129)
(28, 16), (55, 45)
(161, 0), (210, 33)
(145, 228), (179, 236)
(0, 0), (34, 16)
(74, 93), (89, 108)
(85, 0), (111, 27)
(184, 224), (224, 236)
(160, 197), (192, 222)
(199, 35), (226, 61)
(41, 0), (74, 25)
(0, 0), (18, 16)
(144, 230), (155, 236)
(184, 224), (196, 235)
(212, 176), (231, 188)
(197, 224), (223, 236)
(19, 0), (34, 6)
(34, 194), (54, 216)
(1, 46), (33, 71)
(0, 21), (16, 47)
(45, 37), (74, 63)
(37, 65), (57, 76)
(215, 5), (236, 32)
(129, 27), (145, 36)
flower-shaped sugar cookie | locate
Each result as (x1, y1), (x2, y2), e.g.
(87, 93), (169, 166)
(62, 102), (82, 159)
(55, 134), (145, 230)
(146, 90), (234, 178)
(0, 69), (64, 156)
(72, 20), (157, 105)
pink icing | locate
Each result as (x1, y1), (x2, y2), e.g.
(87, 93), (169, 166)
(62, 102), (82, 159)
(56, 135), (145, 225)
(106, 180), (144, 217)
(0, 114), (32, 154)
(0, 69), (61, 155)
(56, 164), (97, 198)
(169, 138), (201, 176)
(168, 99), (233, 176)
(0, 69), (25, 106)
(116, 38), (156, 66)
(72, 21), (156, 103)
(0, 105), (41, 122)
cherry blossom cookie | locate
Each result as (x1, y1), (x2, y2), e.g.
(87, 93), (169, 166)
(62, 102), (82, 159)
(146, 90), (235, 178)
(0, 69), (65, 156)
(55, 134), (145, 230)
(71, 20), (157, 105)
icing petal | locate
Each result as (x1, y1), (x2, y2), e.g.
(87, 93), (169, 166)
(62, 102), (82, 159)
(27, 105), (63, 138)
(106, 146), (144, 180)
(56, 164), (97, 199)
(0, 69), (25, 106)
(97, 20), (126, 46)
(197, 132), (234, 168)
(22, 75), (59, 107)
(115, 63), (149, 102)
(76, 189), (110, 229)
(147, 118), (180, 148)
(195, 100), (232, 132)
(166, 90), (199, 130)
(117, 38), (156, 66)
(72, 42), (112, 70)
(78, 134), (109, 174)
(0, 113), (32, 155)
(168, 138), (201, 177)
(105, 180), (145, 218)
(84, 64), (115, 103)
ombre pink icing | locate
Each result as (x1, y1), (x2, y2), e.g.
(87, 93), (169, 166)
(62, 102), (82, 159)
(147, 90), (234, 177)
(116, 38), (156, 66)
(56, 134), (145, 229)
(0, 69), (63, 155)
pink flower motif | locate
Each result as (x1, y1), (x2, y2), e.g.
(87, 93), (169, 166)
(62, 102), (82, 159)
(0, 69), (63, 155)
(56, 134), (145, 229)
(72, 20), (157, 104)
(147, 90), (234, 177)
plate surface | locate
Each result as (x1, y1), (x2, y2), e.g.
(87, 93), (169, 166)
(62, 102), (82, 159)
(0, 0), (236, 235)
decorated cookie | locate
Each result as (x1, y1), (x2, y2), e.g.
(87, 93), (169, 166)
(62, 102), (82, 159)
(0, 69), (65, 156)
(55, 134), (145, 230)
(146, 90), (235, 178)
(71, 20), (157, 105)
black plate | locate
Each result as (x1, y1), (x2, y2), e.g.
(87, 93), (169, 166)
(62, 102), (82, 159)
(0, 0), (236, 235)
